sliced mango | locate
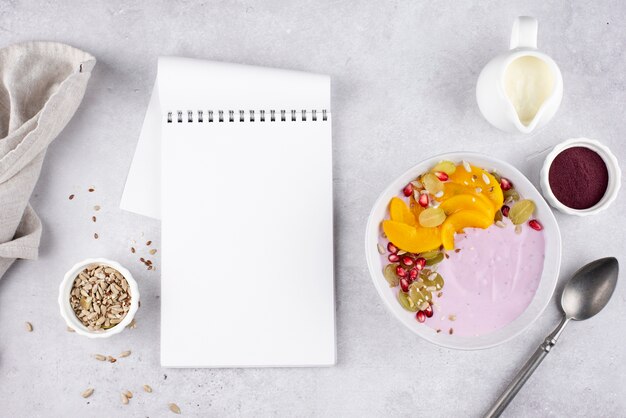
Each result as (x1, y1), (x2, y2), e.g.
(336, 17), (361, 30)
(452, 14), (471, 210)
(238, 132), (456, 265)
(389, 197), (416, 226)
(447, 164), (503, 211)
(439, 193), (494, 219)
(382, 220), (442, 253)
(440, 209), (493, 250)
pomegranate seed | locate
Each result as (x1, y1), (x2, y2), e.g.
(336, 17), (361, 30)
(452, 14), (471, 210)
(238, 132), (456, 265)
(387, 242), (398, 254)
(414, 257), (426, 271)
(501, 205), (510, 217)
(416, 311), (426, 323)
(388, 253), (399, 262)
(402, 256), (414, 266)
(500, 177), (512, 191)
(396, 265), (407, 278)
(423, 305), (434, 318)
(528, 219), (543, 231)
(409, 268), (418, 280)
(403, 183), (413, 197)
(434, 171), (448, 181)
(418, 193), (429, 208)
(400, 278), (410, 292)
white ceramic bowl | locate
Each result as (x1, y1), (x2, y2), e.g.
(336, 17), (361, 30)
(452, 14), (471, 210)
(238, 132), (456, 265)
(365, 152), (561, 350)
(58, 258), (140, 338)
(540, 138), (621, 216)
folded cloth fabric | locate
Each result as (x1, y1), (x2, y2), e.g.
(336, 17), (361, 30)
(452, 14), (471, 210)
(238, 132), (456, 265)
(0, 42), (95, 279)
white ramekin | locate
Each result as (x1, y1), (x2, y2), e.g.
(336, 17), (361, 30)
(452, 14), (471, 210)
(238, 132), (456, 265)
(540, 138), (621, 216)
(58, 258), (140, 338)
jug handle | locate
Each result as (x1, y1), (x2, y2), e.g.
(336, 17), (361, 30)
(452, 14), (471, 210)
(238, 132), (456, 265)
(510, 16), (538, 49)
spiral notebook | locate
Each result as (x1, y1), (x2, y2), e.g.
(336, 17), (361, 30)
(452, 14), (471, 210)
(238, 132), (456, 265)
(130, 57), (336, 367)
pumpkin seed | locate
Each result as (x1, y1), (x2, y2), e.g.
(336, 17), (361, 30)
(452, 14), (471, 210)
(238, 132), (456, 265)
(420, 250), (440, 260)
(383, 264), (400, 287)
(425, 252), (444, 266)
(419, 207), (446, 228)
(408, 286), (425, 305)
(509, 199), (535, 225)
(503, 188), (520, 203)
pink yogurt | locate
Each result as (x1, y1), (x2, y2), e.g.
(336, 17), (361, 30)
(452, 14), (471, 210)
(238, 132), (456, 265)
(430, 219), (545, 336)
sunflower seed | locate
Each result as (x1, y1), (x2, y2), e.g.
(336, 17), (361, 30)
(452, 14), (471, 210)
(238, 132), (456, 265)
(123, 390), (133, 399)
(81, 388), (94, 398)
(67, 326), (75, 332)
(482, 173), (491, 184)
(119, 350), (131, 358)
(94, 354), (106, 361)
(169, 403), (181, 414)
(121, 393), (129, 405)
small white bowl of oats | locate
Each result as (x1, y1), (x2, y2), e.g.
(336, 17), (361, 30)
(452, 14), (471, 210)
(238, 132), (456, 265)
(59, 258), (140, 338)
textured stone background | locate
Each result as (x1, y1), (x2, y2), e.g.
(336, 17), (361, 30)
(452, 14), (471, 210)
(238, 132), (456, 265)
(0, 1), (624, 417)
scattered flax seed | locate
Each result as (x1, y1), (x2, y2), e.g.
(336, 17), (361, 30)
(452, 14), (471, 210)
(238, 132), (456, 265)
(436, 329), (442, 333)
(448, 314), (457, 321)
(94, 233), (99, 239)
(444, 253), (450, 259)
(147, 266), (153, 270)
(140, 257), (145, 263)
(169, 403), (181, 414)
(121, 392), (129, 405)
(67, 326), (75, 332)
(119, 350), (131, 358)
(92, 216), (96, 223)
(88, 186), (95, 192)
(25, 322), (33, 332)
(69, 194), (75, 200)
(131, 247), (136, 253)
(454, 248), (461, 253)
(94, 205), (101, 211)
(149, 249), (157, 255)
(94, 354), (106, 361)
(437, 291), (443, 298)
(123, 390), (133, 399)
(146, 240), (152, 246)
(81, 388), (94, 398)
(143, 384), (153, 393)
(449, 328), (454, 335)
(107, 356), (117, 363)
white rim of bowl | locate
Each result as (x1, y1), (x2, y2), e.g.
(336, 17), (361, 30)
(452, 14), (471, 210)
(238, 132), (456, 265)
(365, 152), (561, 350)
(540, 138), (621, 216)
(58, 258), (140, 338)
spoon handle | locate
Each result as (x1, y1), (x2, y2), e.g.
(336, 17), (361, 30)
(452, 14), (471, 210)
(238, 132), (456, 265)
(484, 316), (570, 418)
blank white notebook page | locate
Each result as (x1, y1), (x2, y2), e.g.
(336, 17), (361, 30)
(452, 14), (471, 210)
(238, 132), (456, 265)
(159, 58), (335, 367)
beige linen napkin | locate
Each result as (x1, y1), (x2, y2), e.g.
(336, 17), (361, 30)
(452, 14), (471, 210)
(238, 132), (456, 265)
(0, 42), (95, 279)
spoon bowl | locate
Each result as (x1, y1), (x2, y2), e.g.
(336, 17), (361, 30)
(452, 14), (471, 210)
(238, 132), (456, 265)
(562, 257), (619, 321)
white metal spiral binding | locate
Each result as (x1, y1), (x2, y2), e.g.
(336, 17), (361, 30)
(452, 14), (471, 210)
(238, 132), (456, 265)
(166, 109), (329, 123)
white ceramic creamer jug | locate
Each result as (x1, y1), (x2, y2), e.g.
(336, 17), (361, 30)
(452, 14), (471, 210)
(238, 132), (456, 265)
(476, 17), (563, 134)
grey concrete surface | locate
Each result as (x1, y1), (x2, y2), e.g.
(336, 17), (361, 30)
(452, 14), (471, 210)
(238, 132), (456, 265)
(0, 1), (625, 417)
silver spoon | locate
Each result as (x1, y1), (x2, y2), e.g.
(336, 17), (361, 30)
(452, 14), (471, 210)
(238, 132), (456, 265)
(485, 257), (619, 417)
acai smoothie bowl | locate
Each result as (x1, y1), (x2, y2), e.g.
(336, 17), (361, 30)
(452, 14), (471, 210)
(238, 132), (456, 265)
(365, 153), (561, 350)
